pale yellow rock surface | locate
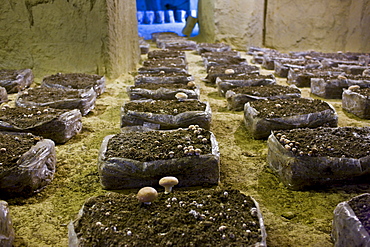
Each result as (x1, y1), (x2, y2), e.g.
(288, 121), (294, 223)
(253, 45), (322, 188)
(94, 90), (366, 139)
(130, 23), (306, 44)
(195, 0), (369, 52)
(0, 0), (139, 81)
(196, 0), (264, 50)
(265, 0), (370, 52)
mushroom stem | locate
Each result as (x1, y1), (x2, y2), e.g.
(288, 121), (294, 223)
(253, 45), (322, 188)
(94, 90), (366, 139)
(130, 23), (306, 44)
(159, 176), (179, 194)
(164, 186), (172, 194)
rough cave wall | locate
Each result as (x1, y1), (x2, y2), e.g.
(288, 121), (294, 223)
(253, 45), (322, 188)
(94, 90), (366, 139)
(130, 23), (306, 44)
(195, 0), (216, 43)
(196, 0), (264, 51)
(0, 0), (139, 81)
(264, 0), (370, 52)
(106, 0), (140, 78)
(196, 0), (369, 52)
(345, 1), (370, 53)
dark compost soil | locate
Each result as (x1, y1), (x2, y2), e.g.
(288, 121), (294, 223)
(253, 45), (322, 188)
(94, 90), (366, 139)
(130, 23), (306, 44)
(105, 126), (212, 162)
(249, 98), (333, 118)
(42, 73), (103, 90)
(0, 132), (42, 173)
(347, 194), (370, 234)
(0, 106), (69, 129)
(130, 83), (196, 90)
(143, 58), (186, 68)
(349, 87), (370, 97)
(0, 69), (19, 81)
(273, 127), (370, 158)
(123, 100), (206, 115)
(71, 188), (264, 247)
(18, 87), (81, 103)
(231, 84), (300, 97)
(147, 49), (186, 59)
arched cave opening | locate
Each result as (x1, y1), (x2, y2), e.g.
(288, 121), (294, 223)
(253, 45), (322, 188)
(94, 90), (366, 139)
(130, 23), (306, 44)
(136, 0), (199, 40)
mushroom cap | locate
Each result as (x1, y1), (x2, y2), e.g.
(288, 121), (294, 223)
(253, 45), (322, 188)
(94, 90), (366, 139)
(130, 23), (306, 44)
(348, 85), (360, 91)
(159, 176), (179, 187)
(137, 187), (158, 203)
(175, 92), (188, 100)
(224, 68), (235, 74)
(187, 81), (196, 87)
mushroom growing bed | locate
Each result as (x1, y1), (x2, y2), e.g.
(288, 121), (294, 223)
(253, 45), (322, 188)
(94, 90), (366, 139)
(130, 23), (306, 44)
(41, 72), (106, 96)
(216, 73), (276, 97)
(127, 82), (200, 101)
(0, 106), (82, 144)
(332, 193), (370, 247)
(287, 67), (344, 87)
(0, 132), (56, 197)
(310, 74), (370, 99)
(203, 57), (248, 72)
(0, 69), (33, 93)
(196, 42), (232, 54)
(142, 57), (188, 71)
(342, 87), (370, 119)
(0, 200), (14, 246)
(15, 87), (97, 116)
(98, 126), (220, 189)
(273, 58), (321, 78)
(147, 49), (186, 60)
(267, 127), (370, 190)
(68, 188), (266, 247)
(156, 39), (197, 51)
(134, 72), (194, 85)
(244, 98), (337, 139)
(205, 65), (259, 84)
(225, 84), (300, 111)
(121, 99), (212, 130)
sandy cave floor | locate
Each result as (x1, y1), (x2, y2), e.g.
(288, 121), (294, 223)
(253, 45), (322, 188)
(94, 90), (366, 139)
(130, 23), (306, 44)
(4, 42), (370, 247)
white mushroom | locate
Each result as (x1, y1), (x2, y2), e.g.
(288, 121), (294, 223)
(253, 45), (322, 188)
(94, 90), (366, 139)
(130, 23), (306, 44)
(159, 176), (179, 194)
(187, 81), (196, 87)
(175, 92), (188, 101)
(224, 68), (235, 74)
(362, 69), (370, 76)
(348, 85), (360, 91)
(137, 187), (158, 204)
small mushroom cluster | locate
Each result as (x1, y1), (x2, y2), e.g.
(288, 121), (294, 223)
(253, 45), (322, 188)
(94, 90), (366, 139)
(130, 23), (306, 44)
(183, 145), (202, 156)
(166, 125), (209, 158)
(276, 132), (327, 157)
(136, 176), (179, 204)
(276, 133), (301, 154)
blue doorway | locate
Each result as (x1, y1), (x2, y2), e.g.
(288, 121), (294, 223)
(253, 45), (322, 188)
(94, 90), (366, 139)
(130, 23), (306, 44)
(137, 0), (199, 40)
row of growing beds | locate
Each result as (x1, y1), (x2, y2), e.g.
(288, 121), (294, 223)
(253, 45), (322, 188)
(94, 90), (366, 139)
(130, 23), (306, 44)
(0, 31), (369, 245)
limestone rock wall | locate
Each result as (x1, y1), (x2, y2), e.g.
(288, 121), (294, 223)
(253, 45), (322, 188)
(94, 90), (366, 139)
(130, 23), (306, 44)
(196, 0), (216, 43)
(106, 1), (140, 78)
(196, 0), (264, 50)
(264, 0), (370, 52)
(0, 0), (139, 81)
(196, 0), (369, 53)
